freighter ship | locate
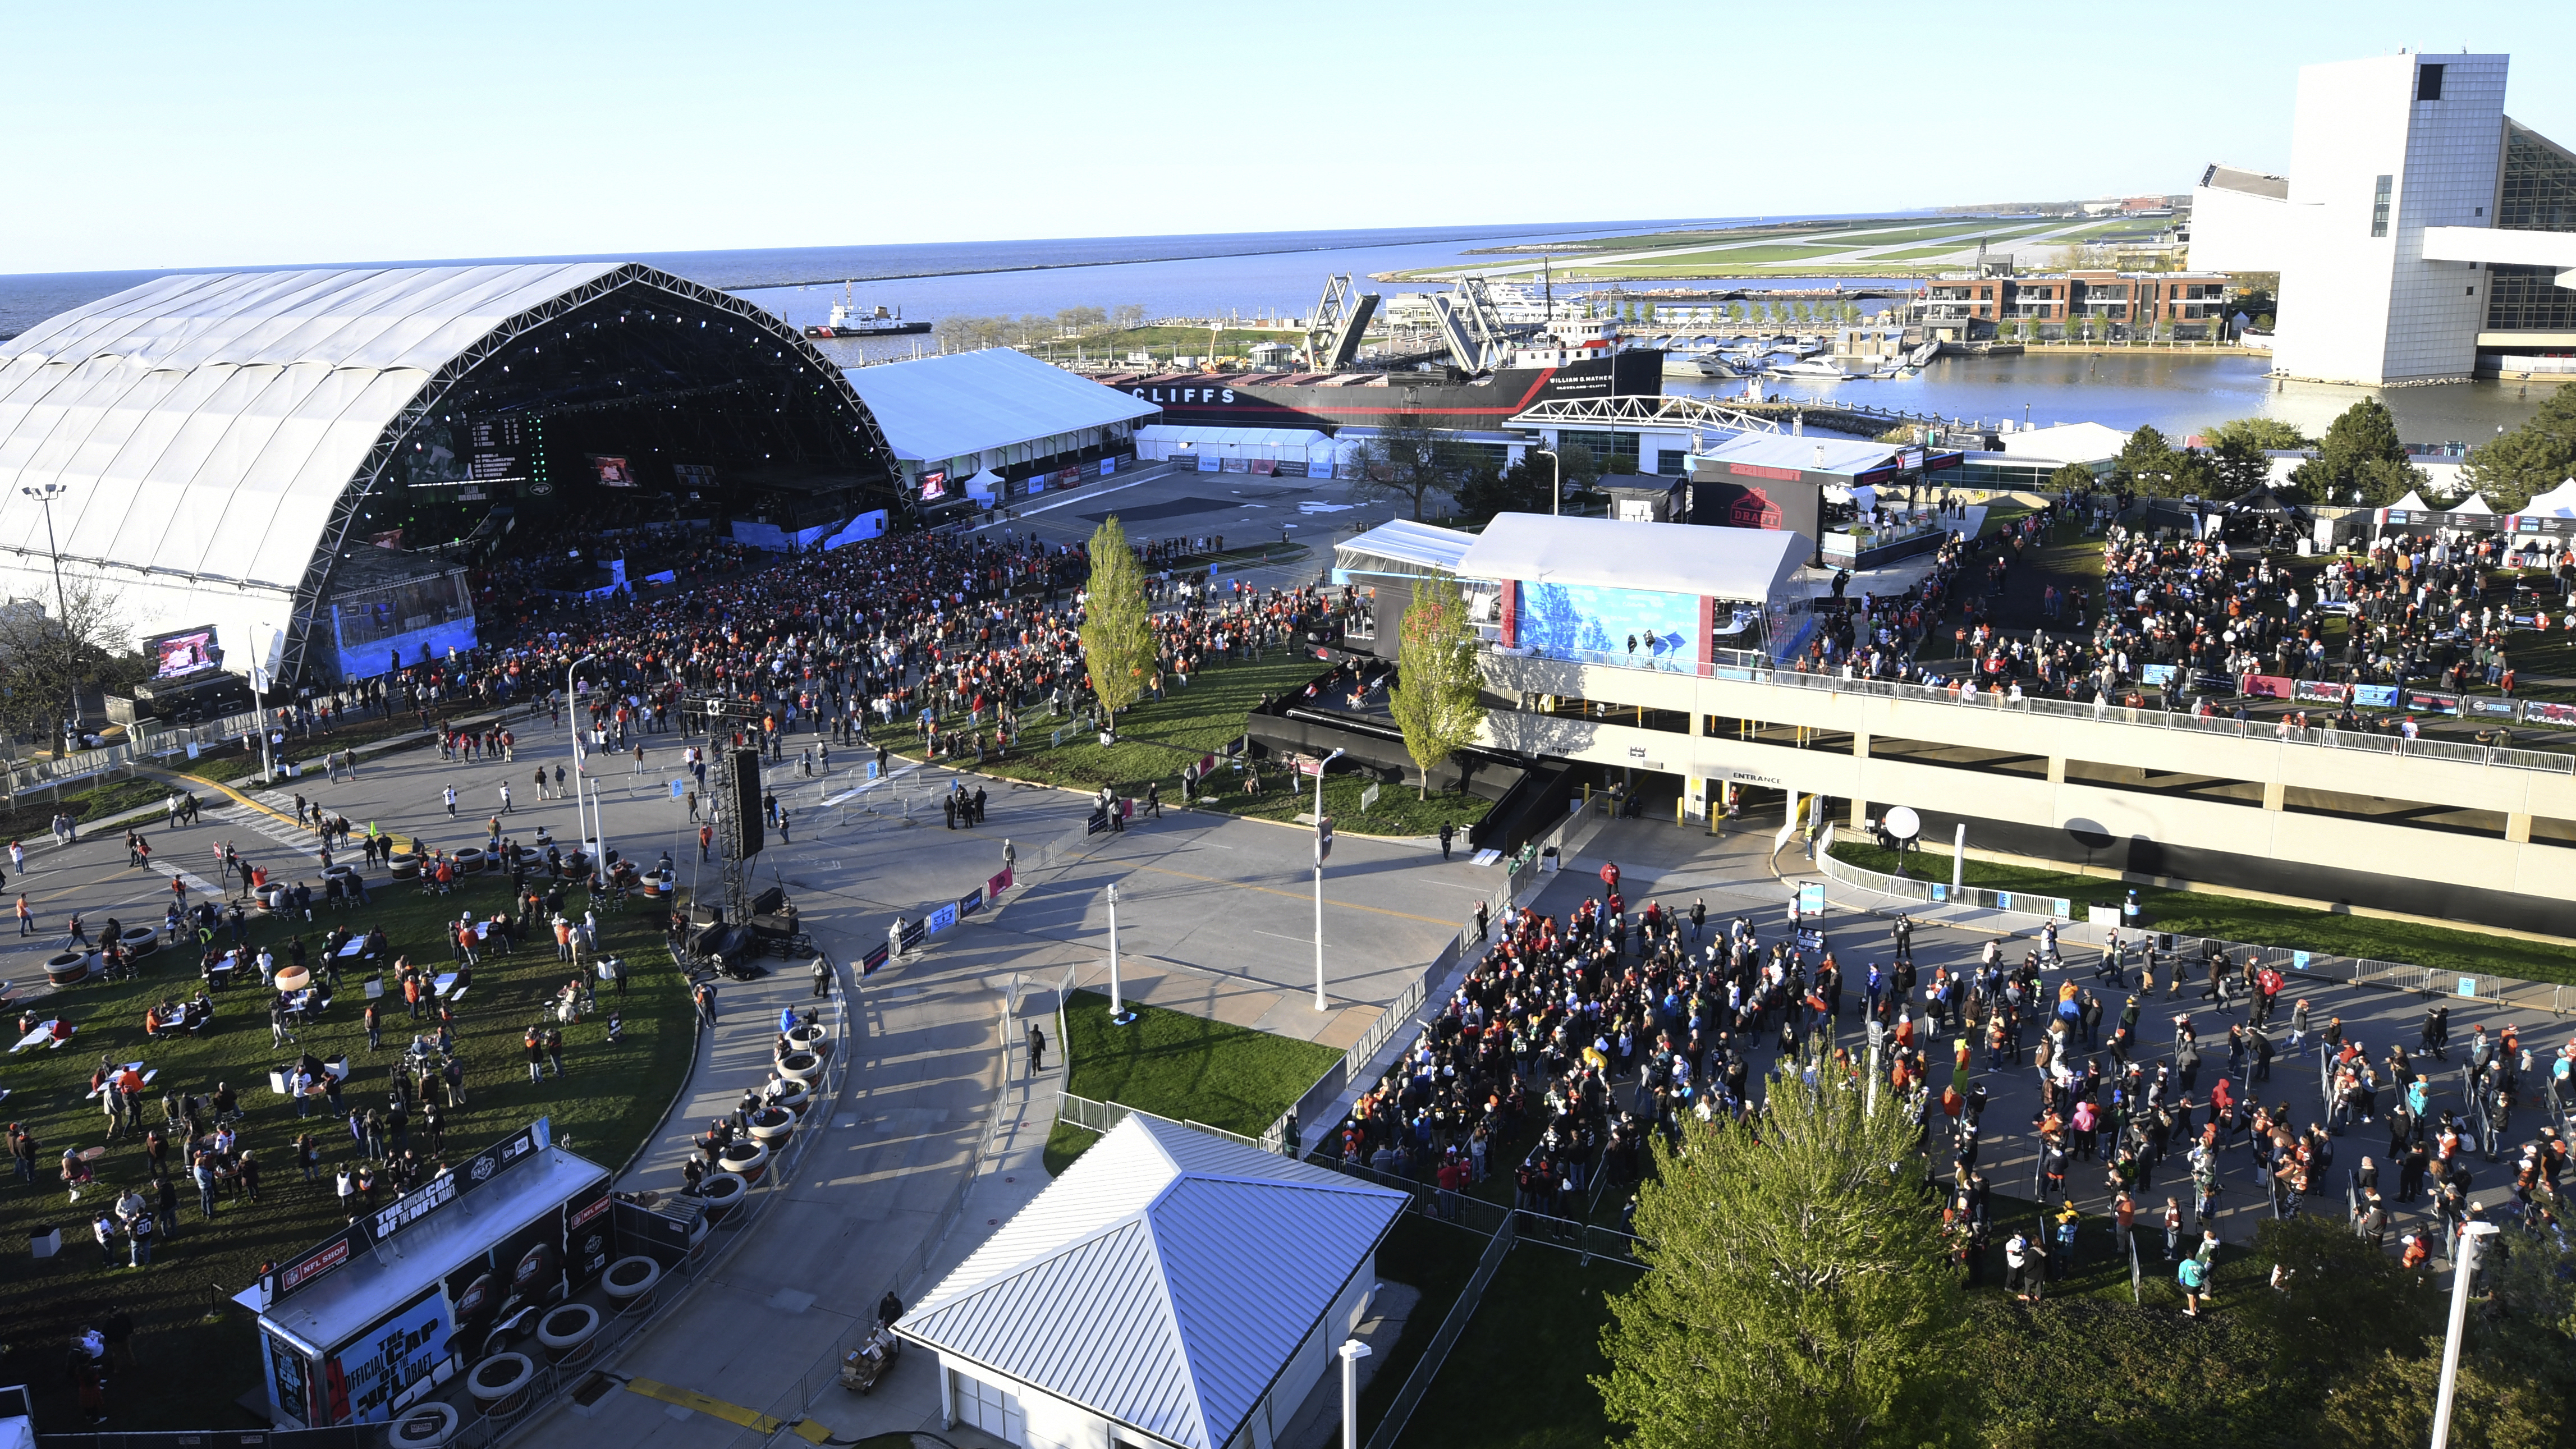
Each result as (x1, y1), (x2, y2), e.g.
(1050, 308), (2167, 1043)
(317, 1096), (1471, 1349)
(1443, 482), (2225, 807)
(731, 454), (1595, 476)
(1093, 311), (1664, 432)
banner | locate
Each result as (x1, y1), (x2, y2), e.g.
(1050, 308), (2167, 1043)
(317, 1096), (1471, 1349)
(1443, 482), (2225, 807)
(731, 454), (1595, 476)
(988, 867), (1013, 899)
(2464, 695), (2519, 719)
(2524, 699), (2576, 727)
(2353, 684), (2398, 708)
(2139, 664), (2177, 686)
(2401, 689), (2462, 716)
(1087, 808), (1110, 836)
(2192, 672), (2236, 696)
(860, 942), (890, 976)
(898, 918), (927, 951)
(2293, 679), (2350, 704)
(2238, 673), (2295, 700)
(927, 901), (960, 935)
(957, 887), (984, 918)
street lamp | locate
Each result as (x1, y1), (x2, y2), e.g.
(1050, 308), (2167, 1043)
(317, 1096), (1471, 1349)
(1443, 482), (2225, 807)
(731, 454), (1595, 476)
(1313, 746), (1345, 1011)
(19, 484), (75, 755)
(567, 653), (597, 858)
(1534, 449), (1561, 516)
(1338, 1341), (1372, 1449)
(1106, 882), (1134, 1025)
(2431, 1221), (2499, 1449)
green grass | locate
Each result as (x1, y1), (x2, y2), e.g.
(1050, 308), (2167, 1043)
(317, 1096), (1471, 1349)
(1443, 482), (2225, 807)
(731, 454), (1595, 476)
(1830, 839), (2576, 984)
(1397, 1245), (1638, 1449)
(867, 652), (1493, 839)
(0, 777), (169, 837)
(1355, 1212), (1487, 1436)
(0, 869), (693, 1429)
(1052, 988), (1340, 1164)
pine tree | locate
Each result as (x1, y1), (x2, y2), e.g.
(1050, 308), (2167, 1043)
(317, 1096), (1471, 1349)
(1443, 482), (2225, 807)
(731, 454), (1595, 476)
(1077, 516), (1154, 732)
(1597, 1057), (1963, 1449)
(2464, 382), (2576, 511)
(1386, 572), (1488, 798)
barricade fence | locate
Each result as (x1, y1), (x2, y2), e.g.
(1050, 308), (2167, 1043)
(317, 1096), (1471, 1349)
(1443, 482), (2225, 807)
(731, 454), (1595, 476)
(1817, 837), (2565, 1019)
(1362, 1214), (1516, 1449)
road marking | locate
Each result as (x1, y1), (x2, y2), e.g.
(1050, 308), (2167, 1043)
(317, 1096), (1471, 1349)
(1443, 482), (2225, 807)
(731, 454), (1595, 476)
(1117, 861), (1452, 925)
(621, 1377), (836, 1442)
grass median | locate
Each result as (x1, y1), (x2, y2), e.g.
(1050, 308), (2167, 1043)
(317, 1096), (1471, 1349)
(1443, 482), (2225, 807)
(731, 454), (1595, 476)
(0, 865), (692, 1429)
(864, 652), (1491, 839)
(1829, 839), (2574, 984)
(1044, 988), (1341, 1175)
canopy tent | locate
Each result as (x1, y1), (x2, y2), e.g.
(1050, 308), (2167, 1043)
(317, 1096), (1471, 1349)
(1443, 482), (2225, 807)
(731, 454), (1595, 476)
(1131, 424), (1334, 473)
(2518, 479), (2576, 518)
(839, 347), (1157, 464)
(2449, 492), (2495, 515)
(1696, 431), (1903, 478)
(1333, 519), (1475, 580)
(1458, 512), (1805, 602)
(2385, 488), (2435, 513)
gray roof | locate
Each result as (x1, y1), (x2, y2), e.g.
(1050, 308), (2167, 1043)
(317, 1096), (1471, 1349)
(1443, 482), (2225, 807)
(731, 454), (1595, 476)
(898, 1115), (1406, 1449)
(2200, 164), (2290, 200)
(841, 348), (1158, 463)
(1333, 518), (1477, 577)
(1458, 511), (1808, 602)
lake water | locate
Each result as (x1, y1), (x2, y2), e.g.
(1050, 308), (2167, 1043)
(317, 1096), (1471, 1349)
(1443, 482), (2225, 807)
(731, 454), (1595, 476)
(1670, 351), (2555, 446)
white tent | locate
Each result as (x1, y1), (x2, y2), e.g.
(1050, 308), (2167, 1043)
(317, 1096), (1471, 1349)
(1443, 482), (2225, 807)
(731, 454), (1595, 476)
(2449, 492), (2495, 515)
(2385, 488), (2435, 513)
(963, 468), (1002, 502)
(1457, 512), (1805, 602)
(2519, 479), (2576, 518)
(840, 348), (1158, 463)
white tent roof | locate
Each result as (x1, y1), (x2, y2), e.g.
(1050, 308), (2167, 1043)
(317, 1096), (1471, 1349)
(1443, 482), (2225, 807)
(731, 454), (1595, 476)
(841, 348), (1158, 463)
(1697, 431), (1900, 476)
(2387, 489), (2435, 512)
(1994, 421), (2132, 465)
(898, 1116), (1405, 1449)
(1457, 511), (1806, 600)
(2519, 478), (2576, 518)
(2449, 492), (2495, 515)
(1134, 424), (1330, 450)
(1333, 519), (1475, 575)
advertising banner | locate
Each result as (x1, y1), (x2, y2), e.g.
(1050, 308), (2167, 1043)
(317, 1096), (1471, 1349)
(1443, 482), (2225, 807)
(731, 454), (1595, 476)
(563, 1178), (616, 1291)
(2402, 689), (2463, 716)
(2238, 673), (2295, 700)
(2354, 684), (2398, 709)
(322, 1283), (451, 1424)
(2139, 664), (2177, 686)
(927, 901), (960, 935)
(899, 918), (928, 951)
(2464, 695), (2519, 719)
(988, 867), (1014, 900)
(959, 887), (985, 918)
(2293, 680), (2351, 704)
(2524, 699), (2576, 727)
(860, 942), (891, 976)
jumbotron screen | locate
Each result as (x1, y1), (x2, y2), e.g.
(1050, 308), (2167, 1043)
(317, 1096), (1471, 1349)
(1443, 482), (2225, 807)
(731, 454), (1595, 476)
(590, 455), (637, 488)
(148, 626), (222, 680)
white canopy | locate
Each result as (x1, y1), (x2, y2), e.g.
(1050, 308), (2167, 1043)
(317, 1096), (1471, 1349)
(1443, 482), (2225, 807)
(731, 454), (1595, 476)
(2520, 478), (2576, 518)
(841, 347), (1157, 464)
(1457, 511), (1806, 601)
(2386, 488), (2435, 512)
(2449, 491), (2495, 515)
(1334, 518), (1475, 576)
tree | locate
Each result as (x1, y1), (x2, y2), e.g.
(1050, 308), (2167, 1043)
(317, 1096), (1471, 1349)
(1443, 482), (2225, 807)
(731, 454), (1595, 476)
(1354, 412), (1471, 521)
(1597, 1061), (1963, 1449)
(1055, 305), (1107, 333)
(2464, 381), (2576, 511)
(0, 574), (129, 750)
(1385, 571), (1487, 798)
(1076, 517), (1154, 730)
(2046, 461), (2096, 493)
(2291, 398), (2418, 506)
(2110, 423), (2179, 492)
(1111, 303), (1148, 329)
(1454, 457), (1554, 524)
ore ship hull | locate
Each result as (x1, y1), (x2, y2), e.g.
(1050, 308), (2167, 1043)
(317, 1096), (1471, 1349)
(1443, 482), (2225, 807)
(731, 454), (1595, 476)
(1093, 348), (1663, 431)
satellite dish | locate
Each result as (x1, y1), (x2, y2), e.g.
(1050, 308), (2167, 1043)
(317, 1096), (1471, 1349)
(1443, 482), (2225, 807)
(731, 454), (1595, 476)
(1882, 806), (1921, 841)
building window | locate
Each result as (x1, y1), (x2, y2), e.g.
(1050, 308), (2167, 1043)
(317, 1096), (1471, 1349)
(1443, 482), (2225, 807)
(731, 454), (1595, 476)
(2371, 176), (2393, 237)
(2488, 122), (2576, 330)
(2417, 63), (2444, 102)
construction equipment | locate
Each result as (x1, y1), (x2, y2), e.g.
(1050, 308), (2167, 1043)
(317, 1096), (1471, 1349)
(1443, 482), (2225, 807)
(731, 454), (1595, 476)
(1425, 277), (1514, 372)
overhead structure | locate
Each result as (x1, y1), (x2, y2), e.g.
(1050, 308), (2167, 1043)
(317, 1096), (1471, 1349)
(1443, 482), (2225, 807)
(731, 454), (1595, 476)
(1425, 277), (1515, 372)
(1300, 274), (1379, 370)
(0, 264), (896, 685)
(1507, 393), (1784, 434)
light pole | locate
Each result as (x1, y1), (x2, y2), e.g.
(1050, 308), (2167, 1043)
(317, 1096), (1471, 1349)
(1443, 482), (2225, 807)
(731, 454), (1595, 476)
(1338, 1340), (1371, 1449)
(1534, 448), (1561, 516)
(1313, 746), (1345, 1011)
(19, 484), (75, 755)
(1106, 882), (1134, 1025)
(567, 653), (596, 857)
(2431, 1220), (2499, 1449)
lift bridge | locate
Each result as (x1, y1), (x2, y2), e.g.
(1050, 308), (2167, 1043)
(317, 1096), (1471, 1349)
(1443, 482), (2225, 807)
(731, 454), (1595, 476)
(1505, 394), (1786, 439)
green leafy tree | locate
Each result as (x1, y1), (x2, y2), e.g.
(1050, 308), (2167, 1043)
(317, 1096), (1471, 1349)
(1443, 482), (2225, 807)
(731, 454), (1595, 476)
(1454, 458), (1555, 524)
(1076, 516), (1155, 729)
(2464, 382), (2576, 511)
(2111, 423), (2180, 492)
(1385, 571), (1487, 798)
(2291, 398), (2419, 506)
(1597, 1061), (1962, 1449)
(1355, 412), (1470, 521)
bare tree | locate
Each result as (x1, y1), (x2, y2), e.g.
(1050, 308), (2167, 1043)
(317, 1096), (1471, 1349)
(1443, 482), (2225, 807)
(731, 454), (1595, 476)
(0, 572), (130, 750)
(1353, 412), (1473, 521)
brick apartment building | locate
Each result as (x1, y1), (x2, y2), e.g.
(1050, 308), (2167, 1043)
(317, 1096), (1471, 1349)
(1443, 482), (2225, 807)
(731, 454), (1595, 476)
(1919, 268), (2233, 340)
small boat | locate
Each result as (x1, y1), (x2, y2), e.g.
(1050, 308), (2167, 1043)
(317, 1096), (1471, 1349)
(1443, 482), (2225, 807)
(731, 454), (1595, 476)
(804, 282), (929, 339)
(1767, 358), (1850, 379)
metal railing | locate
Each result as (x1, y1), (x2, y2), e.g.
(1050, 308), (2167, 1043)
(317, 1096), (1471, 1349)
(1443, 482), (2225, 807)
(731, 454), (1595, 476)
(1057, 1092), (1263, 1152)
(1817, 841), (2569, 1019)
(1361, 1214), (1516, 1449)
(1490, 645), (2576, 777)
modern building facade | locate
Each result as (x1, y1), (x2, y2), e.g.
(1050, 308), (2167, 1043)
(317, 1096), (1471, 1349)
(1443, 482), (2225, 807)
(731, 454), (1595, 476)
(2193, 51), (2576, 384)
(1918, 269), (2233, 340)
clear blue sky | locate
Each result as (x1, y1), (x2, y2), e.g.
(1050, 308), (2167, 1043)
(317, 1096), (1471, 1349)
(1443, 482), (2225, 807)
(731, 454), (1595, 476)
(3, 0), (2568, 274)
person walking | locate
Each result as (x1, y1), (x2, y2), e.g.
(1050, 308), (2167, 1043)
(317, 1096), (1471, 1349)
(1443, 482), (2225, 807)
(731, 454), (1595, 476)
(442, 784), (457, 818)
(499, 782), (513, 813)
(810, 956), (832, 998)
(524, 1026), (546, 1085)
(1027, 1022), (1046, 1075)
(1438, 822), (1455, 861)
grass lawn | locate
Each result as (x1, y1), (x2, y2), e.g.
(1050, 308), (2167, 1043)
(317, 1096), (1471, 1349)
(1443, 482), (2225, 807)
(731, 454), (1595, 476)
(1044, 989), (1340, 1174)
(1830, 839), (2576, 984)
(1396, 1245), (1638, 1449)
(0, 869), (693, 1429)
(1354, 1212), (1486, 1437)
(865, 652), (1492, 840)
(0, 777), (171, 838)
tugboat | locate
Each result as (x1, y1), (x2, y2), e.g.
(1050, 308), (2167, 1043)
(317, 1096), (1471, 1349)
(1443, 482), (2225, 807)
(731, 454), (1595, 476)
(804, 282), (930, 339)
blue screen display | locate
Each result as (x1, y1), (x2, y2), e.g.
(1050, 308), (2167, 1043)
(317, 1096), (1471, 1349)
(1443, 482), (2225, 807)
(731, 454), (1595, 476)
(1515, 583), (1702, 669)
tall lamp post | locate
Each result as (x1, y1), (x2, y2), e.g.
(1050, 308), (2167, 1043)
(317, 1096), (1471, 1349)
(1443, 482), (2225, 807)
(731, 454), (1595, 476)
(566, 653), (597, 858)
(2431, 1221), (2500, 1449)
(1313, 745), (1345, 1011)
(19, 484), (75, 755)
(1534, 448), (1561, 516)
(1337, 1341), (1372, 1449)
(1106, 882), (1134, 1025)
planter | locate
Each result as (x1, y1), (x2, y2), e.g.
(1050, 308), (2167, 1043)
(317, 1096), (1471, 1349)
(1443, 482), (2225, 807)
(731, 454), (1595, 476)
(261, 886), (291, 912)
(682, 1210), (713, 1267)
(767, 1079), (813, 1118)
(602, 1255), (662, 1312)
(640, 880), (665, 900)
(774, 1051), (821, 1085)
(536, 1303), (601, 1365)
(716, 1138), (769, 1186)
(391, 856), (421, 881)
(785, 1023), (829, 1060)
(466, 1352), (535, 1414)
(118, 927), (157, 957)
(456, 847), (486, 874)
(274, 966), (311, 994)
(697, 1172), (748, 1224)
(387, 1401), (459, 1449)
(560, 851), (590, 877)
(746, 1106), (795, 1145)
(44, 952), (92, 987)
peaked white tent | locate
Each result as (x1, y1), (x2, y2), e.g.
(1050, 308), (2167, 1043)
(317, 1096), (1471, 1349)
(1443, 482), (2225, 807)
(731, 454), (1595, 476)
(898, 1115), (1406, 1449)
(2385, 488), (2435, 513)
(2519, 479), (2576, 518)
(2450, 492), (2495, 515)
